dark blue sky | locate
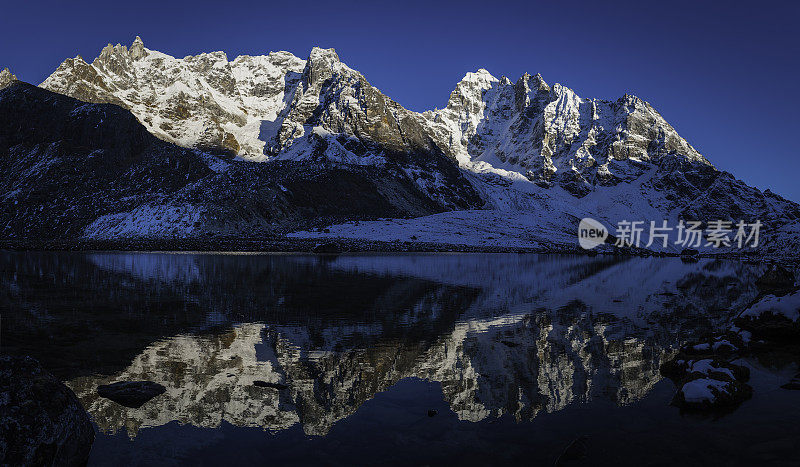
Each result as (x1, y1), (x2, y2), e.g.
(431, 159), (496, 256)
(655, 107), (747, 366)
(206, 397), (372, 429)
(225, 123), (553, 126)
(1, 0), (798, 200)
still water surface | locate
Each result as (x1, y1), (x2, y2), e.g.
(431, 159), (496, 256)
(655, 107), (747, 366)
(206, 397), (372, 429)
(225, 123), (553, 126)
(2, 252), (799, 465)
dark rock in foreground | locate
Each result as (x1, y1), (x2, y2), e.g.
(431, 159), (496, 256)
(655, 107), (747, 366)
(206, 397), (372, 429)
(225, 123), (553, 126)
(661, 357), (752, 411)
(96, 381), (166, 408)
(677, 334), (743, 358)
(672, 376), (752, 410)
(661, 358), (750, 383)
(0, 356), (94, 466)
(734, 291), (800, 339)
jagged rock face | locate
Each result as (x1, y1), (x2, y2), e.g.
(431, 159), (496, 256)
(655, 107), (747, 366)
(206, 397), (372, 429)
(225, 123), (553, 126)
(42, 37), (306, 157)
(263, 48), (482, 209)
(270, 48), (444, 158)
(423, 70), (709, 196)
(648, 155), (800, 223)
(39, 38), (795, 218)
(41, 41), (456, 166)
(0, 68), (16, 89)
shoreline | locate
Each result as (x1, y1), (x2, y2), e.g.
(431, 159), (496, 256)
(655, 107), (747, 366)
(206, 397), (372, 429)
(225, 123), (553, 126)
(0, 237), (552, 254)
(0, 237), (792, 263)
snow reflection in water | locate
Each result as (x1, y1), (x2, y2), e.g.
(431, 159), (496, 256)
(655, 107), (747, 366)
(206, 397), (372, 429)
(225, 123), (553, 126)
(3, 252), (790, 464)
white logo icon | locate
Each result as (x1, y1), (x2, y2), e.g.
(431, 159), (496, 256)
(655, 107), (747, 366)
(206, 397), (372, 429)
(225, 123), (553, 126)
(578, 218), (608, 250)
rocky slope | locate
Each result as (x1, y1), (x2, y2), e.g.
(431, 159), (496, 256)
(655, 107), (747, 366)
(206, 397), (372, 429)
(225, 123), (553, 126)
(0, 81), (212, 238)
(0, 82), (481, 238)
(423, 70), (709, 192)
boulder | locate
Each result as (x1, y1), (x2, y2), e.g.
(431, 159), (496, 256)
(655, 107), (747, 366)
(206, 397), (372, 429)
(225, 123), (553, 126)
(661, 357), (752, 411)
(672, 332), (746, 359)
(734, 291), (800, 339)
(97, 381), (166, 408)
(0, 356), (94, 466)
(661, 358), (749, 383)
(673, 377), (752, 410)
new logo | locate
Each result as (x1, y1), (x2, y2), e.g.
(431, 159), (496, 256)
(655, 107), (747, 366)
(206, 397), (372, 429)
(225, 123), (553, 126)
(578, 218), (608, 250)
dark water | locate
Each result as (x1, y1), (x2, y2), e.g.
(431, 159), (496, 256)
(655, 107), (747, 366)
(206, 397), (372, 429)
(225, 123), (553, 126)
(2, 252), (799, 465)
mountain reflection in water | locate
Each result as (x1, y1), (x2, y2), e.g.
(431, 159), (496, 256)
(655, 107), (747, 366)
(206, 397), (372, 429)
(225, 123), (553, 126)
(3, 252), (792, 465)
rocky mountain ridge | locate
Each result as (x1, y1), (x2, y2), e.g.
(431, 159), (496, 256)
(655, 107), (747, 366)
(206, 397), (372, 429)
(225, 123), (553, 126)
(40, 38), (711, 196)
(41, 37), (306, 158)
(0, 38), (798, 253)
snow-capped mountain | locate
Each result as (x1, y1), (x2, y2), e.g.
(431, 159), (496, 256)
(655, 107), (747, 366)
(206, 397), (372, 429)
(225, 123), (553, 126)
(40, 37), (708, 194)
(41, 37), (305, 158)
(1, 37), (798, 252)
(423, 69), (709, 194)
(40, 40), (482, 210)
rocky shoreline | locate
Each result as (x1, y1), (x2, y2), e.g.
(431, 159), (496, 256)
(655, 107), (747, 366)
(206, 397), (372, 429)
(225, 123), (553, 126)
(660, 265), (800, 411)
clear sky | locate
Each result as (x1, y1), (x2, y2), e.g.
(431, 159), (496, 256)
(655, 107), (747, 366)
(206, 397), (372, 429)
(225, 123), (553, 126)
(1, 0), (798, 200)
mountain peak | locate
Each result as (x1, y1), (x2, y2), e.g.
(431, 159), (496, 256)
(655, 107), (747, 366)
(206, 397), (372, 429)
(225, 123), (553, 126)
(309, 47), (339, 61)
(514, 72), (549, 93)
(96, 42), (129, 64)
(0, 67), (17, 89)
(461, 68), (497, 85)
(130, 36), (147, 60)
(530, 72), (548, 90)
(304, 47), (346, 87)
